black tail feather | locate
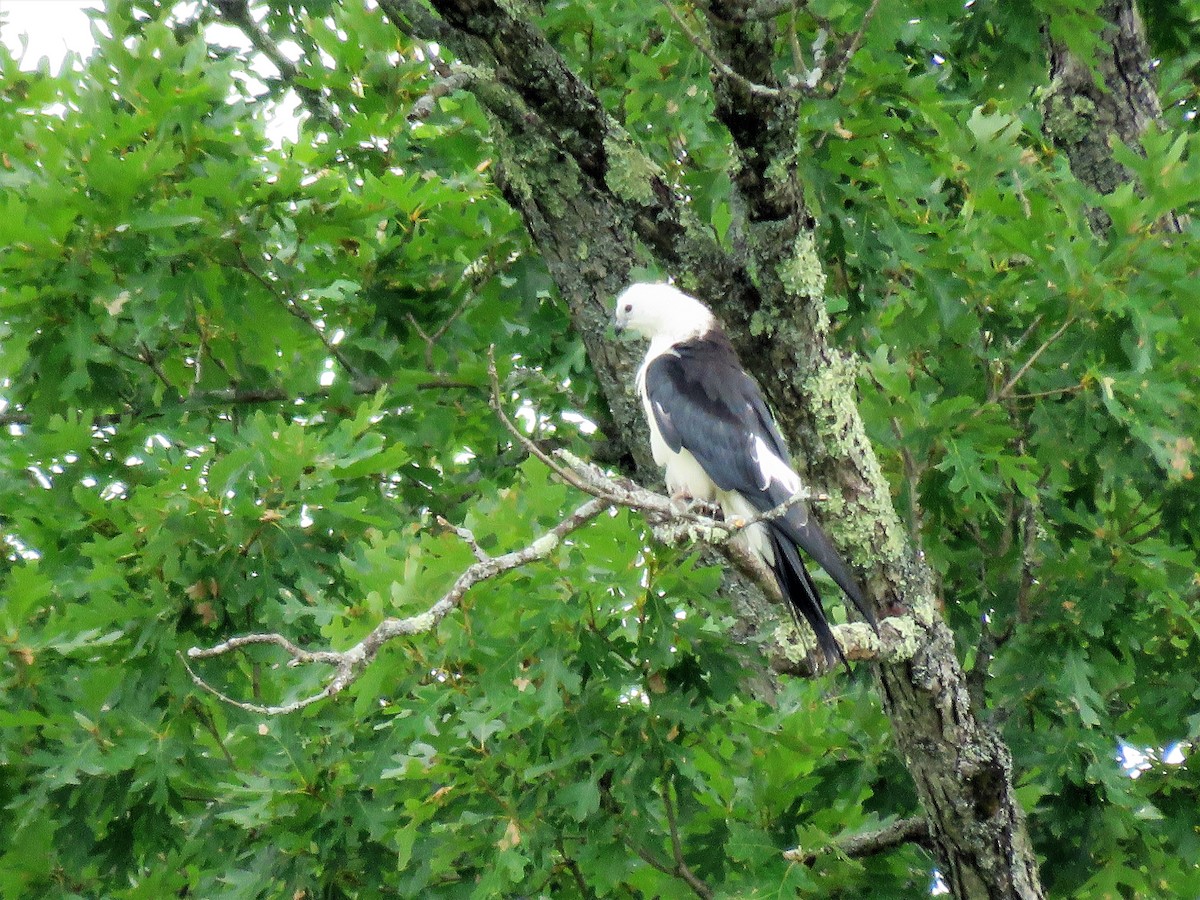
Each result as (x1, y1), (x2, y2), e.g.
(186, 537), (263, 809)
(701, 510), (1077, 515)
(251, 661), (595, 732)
(767, 528), (846, 670)
(772, 505), (877, 628)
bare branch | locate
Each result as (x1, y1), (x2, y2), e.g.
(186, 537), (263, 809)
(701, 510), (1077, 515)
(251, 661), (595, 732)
(783, 815), (930, 864)
(437, 514), (490, 562)
(186, 496), (612, 713)
(555, 446), (815, 536)
(408, 65), (478, 122)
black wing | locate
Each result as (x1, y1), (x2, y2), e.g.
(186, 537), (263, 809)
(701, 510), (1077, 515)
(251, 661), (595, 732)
(644, 330), (788, 497)
(645, 330), (875, 629)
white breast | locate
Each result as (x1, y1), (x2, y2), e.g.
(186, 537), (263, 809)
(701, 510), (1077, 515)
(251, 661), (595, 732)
(636, 344), (719, 502)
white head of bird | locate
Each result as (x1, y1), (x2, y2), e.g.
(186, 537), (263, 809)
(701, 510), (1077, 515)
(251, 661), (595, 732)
(613, 282), (715, 344)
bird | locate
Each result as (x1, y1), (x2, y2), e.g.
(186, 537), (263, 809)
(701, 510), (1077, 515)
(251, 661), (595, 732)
(613, 281), (875, 668)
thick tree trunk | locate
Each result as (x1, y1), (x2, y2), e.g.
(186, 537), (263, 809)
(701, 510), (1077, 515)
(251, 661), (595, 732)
(1042, 0), (1186, 233)
(380, 1), (1047, 896)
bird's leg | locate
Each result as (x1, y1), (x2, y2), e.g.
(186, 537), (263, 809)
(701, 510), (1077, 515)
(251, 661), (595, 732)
(681, 494), (723, 520)
(667, 489), (694, 516)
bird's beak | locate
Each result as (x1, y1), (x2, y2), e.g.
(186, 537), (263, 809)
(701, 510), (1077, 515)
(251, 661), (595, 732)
(613, 319), (626, 335)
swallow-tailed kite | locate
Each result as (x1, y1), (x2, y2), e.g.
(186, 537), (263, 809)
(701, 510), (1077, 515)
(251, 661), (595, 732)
(613, 282), (875, 667)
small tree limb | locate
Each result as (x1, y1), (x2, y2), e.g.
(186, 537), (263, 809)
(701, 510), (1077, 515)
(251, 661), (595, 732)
(783, 815), (930, 864)
(210, 0), (345, 131)
(185, 496), (611, 714)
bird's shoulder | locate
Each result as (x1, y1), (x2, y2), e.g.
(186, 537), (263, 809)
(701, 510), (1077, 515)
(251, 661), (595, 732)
(645, 328), (758, 411)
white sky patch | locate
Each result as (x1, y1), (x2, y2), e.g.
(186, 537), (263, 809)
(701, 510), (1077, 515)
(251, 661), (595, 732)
(319, 359), (336, 387)
(561, 410), (597, 435)
(930, 870), (950, 896)
(100, 480), (127, 501)
(1162, 742), (1187, 766)
(1117, 739), (1191, 778)
(1117, 740), (1153, 779)
(4, 532), (41, 561)
(0, 0), (101, 70)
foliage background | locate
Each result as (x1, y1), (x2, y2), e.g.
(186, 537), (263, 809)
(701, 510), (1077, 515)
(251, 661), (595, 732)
(1, 0), (1198, 897)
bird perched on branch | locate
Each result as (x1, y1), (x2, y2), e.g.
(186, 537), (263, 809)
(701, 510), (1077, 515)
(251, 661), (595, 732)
(613, 282), (875, 668)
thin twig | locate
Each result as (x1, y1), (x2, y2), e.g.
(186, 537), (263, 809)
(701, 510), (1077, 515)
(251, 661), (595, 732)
(555, 836), (595, 900)
(1010, 384), (1085, 401)
(987, 316), (1077, 406)
(1015, 493), (1041, 624)
(233, 245), (362, 378)
(487, 352), (601, 496)
(187, 699), (240, 769)
(658, 0), (784, 98)
(95, 335), (175, 395)
(822, 0), (882, 97)
(1009, 314), (1046, 358)
(664, 776), (715, 899)
(408, 290), (478, 370)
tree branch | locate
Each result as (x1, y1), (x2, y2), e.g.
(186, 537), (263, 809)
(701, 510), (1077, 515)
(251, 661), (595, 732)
(95, 334), (176, 396)
(185, 495), (612, 714)
(659, 0), (784, 98)
(210, 0), (345, 131)
(783, 815), (930, 864)
(821, 0), (882, 97)
(986, 316), (1077, 406)
(663, 775), (715, 899)
(407, 64), (479, 122)
(770, 613), (917, 676)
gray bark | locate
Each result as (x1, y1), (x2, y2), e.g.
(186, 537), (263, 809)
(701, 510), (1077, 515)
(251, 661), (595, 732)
(1042, 0), (1186, 233)
(380, 1), (1047, 896)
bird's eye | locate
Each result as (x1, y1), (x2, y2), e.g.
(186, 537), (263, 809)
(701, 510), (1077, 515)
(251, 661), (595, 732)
(623, 303), (632, 313)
